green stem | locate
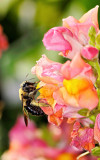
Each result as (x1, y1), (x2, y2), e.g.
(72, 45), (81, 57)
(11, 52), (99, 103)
(94, 60), (100, 110)
(97, 89), (100, 110)
(94, 60), (100, 79)
(77, 151), (90, 160)
(88, 59), (100, 110)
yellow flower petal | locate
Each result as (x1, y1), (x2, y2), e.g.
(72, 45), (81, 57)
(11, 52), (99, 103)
(63, 78), (93, 95)
(37, 84), (58, 106)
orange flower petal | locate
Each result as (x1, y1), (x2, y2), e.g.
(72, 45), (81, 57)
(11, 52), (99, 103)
(78, 88), (98, 110)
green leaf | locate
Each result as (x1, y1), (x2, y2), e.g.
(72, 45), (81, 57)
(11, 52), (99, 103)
(92, 147), (100, 156)
(78, 108), (89, 116)
(89, 115), (96, 122)
(41, 125), (57, 147)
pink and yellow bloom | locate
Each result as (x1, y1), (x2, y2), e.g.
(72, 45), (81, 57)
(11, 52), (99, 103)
(32, 53), (98, 125)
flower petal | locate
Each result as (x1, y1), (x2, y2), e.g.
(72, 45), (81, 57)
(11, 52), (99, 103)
(71, 122), (95, 151)
(79, 5), (99, 30)
(78, 88), (99, 110)
(31, 55), (64, 84)
(43, 27), (72, 52)
(94, 113), (100, 143)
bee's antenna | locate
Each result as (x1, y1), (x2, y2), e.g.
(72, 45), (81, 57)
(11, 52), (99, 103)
(26, 73), (29, 78)
(28, 78), (35, 81)
(25, 73), (34, 81)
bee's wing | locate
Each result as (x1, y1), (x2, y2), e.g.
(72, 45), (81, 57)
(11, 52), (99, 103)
(23, 110), (28, 127)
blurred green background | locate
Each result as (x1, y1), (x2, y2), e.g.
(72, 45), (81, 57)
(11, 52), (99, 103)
(0, 0), (100, 156)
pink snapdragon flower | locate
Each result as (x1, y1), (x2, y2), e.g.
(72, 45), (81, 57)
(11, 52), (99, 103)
(43, 27), (72, 52)
(43, 6), (99, 60)
(32, 54), (98, 125)
(32, 54), (64, 84)
(31, 7), (100, 155)
(1, 116), (65, 160)
(71, 122), (95, 151)
(63, 6), (99, 43)
(32, 54), (96, 83)
(0, 25), (9, 57)
(16, 6), (100, 158)
(9, 116), (37, 149)
(2, 116), (97, 160)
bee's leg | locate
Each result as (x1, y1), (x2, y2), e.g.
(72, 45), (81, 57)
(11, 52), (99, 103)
(32, 87), (42, 98)
(21, 94), (24, 112)
(21, 94), (29, 126)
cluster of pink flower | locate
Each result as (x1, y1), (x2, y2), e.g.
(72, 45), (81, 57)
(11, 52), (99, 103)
(1, 116), (75, 160)
(1, 116), (97, 160)
(0, 25), (8, 57)
(31, 6), (100, 157)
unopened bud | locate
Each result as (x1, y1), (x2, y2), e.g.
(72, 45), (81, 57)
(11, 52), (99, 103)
(88, 26), (96, 37)
(96, 34), (100, 50)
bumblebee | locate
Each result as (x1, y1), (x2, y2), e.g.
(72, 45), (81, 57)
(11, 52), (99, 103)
(19, 81), (47, 126)
(19, 81), (39, 99)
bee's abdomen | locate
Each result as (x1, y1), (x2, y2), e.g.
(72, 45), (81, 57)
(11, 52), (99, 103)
(25, 105), (45, 116)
